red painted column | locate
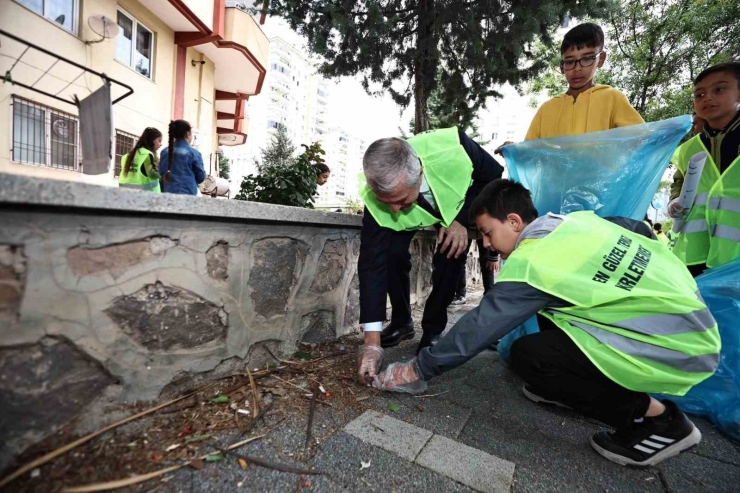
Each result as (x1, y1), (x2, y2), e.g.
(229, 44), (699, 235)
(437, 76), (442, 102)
(174, 45), (187, 119)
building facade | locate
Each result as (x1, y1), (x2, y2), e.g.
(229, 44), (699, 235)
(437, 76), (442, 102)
(0, 0), (268, 187)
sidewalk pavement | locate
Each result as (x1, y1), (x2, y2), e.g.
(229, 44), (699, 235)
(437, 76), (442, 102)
(165, 290), (740, 492)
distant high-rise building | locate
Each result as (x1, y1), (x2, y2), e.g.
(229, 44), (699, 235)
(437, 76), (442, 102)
(224, 36), (364, 209)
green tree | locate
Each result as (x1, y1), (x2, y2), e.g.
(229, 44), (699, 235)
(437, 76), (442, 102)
(235, 127), (326, 208)
(217, 148), (231, 180)
(526, 1), (740, 122)
(265, 0), (612, 134)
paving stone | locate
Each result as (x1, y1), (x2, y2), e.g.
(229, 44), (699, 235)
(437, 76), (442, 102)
(367, 393), (473, 439)
(661, 450), (740, 492)
(415, 434), (515, 493)
(311, 431), (474, 492)
(458, 412), (664, 492)
(344, 410), (432, 461)
(687, 416), (740, 466)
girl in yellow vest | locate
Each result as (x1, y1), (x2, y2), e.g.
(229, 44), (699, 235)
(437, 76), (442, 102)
(118, 127), (163, 192)
(669, 62), (740, 275)
(373, 179), (719, 467)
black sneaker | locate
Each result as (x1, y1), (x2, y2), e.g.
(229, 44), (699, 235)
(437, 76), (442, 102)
(521, 385), (572, 409)
(590, 400), (701, 467)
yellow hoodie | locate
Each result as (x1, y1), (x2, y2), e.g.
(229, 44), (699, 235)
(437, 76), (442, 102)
(525, 85), (644, 141)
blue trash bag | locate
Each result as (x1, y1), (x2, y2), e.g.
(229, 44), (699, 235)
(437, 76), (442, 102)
(497, 116), (692, 363)
(501, 115), (692, 220)
(653, 259), (740, 442)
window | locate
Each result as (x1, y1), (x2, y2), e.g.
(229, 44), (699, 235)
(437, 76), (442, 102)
(335, 191), (345, 196)
(116, 9), (154, 79)
(491, 132), (498, 140)
(12, 96), (80, 171)
(17, 0), (77, 33)
(270, 63), (291, 76)
(114, 129), (138, 177)
(267, 120), (279, 129)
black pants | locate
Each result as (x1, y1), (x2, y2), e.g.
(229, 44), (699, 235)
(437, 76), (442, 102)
(455, 239), (495, 297)
(386, 229), (468, 337)
(688, 263), (707, 278)
(510, 315), (651, 429)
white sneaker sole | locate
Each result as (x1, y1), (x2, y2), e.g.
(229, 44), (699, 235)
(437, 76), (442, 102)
(590, 424), (701, 467)
(521, 386), (572, 409)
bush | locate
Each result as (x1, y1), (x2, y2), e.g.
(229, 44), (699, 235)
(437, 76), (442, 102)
(234, 125), (326, 208)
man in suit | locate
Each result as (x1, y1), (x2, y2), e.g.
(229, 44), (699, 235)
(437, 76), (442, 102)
(357, 127), (504, 384)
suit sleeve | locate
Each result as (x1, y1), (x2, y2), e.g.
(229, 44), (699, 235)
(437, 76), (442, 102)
(358, 208), (393, 324)
(455, 129), (504, 228)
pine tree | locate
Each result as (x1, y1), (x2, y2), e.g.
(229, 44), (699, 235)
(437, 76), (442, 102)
(260, 124), (296, 168)
(265, 0), (612, 134)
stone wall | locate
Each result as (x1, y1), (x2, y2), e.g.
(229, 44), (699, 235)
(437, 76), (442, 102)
(0, 174), (436, 472)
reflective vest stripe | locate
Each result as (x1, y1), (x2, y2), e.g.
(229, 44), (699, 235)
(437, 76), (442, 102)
(610, 305), (716, 336)
(708, 196), (740, 213)
(120, 181), (159, 190)
(683, 219), (709, 234)
(695, 192), (709, 206)
(569, 321), (719, 374)
(713, 225), (740, 242)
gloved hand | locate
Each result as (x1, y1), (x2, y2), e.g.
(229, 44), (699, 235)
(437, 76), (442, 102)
(358, 345), (384, 386)
(668, 198), (689, 219)
(372, 359), (428, 394)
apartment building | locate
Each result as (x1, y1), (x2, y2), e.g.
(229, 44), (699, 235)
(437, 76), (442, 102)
(314, 128), (366, 209)
(223, 36), (330, 189)
(0, 0), (268, 186)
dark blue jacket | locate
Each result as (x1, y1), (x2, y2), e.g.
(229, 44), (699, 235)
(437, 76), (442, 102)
(159, 140), (206, 195)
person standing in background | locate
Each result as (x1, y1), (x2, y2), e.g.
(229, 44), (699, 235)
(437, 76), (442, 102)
(118, 127), (162, 193)
(524, 23), (643, 142)
(159, 120), (206, 196)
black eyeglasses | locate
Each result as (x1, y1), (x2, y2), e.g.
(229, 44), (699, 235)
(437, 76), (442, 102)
(560, 52), (604, 72)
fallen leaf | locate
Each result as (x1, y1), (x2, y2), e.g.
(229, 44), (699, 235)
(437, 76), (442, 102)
(325, 392), (331, 398)
(205, 452), (224, 463)
(30, 468), (40, 478)
(238, 457), (248, 469)
(388, 402), (400, 412)
(319, 385), (326, 393)
(189, 458), (205, 470)
(237, 409), (250, 415)
(151, 454), (163, 461)
(184, 434), (214, 444)
(208, 394), (230, 404)
(355, 396), (370, 402)
(262, 387), (288, 397)
(360, 460), (371, 470)
(178, 424), (194, 437)
(165, 444), (181, 452)
(417, 405), (423, 412)
(294, 351), (312, 361)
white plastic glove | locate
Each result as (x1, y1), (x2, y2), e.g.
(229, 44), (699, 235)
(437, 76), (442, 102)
(358, 345), (384, 386)
(668, 198), (690, 219)
(372, 359), (428, 394)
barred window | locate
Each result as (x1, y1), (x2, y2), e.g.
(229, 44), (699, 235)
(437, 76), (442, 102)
(114, 129), (138, 177)
(12, 96), (80, 171)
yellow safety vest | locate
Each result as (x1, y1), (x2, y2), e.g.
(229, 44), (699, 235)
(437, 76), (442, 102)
(119, 148), (161, 192)
(360, 127), (473, 231)
(499, 211), (720, 395)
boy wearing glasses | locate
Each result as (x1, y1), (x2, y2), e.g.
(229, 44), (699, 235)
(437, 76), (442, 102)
(525, 23), (643, 141)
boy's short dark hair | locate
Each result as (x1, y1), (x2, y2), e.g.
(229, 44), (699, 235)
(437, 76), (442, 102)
(316, 163), (331, 174)
(470, 179), (539, 224)
(694, 62), (740, 87)
(654, 223), (663, 232)
(561, 22), (604, 54)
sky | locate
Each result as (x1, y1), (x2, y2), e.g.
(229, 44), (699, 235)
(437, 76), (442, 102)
(260, 17), (414, 142)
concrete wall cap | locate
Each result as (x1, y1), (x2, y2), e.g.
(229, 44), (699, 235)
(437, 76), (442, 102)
(0, 173), (364, 228)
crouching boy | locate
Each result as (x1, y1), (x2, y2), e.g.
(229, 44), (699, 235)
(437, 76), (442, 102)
(374, 179), (720, 467)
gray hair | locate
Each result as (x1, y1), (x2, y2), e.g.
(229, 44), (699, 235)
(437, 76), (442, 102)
(363, 137), (421, 194)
